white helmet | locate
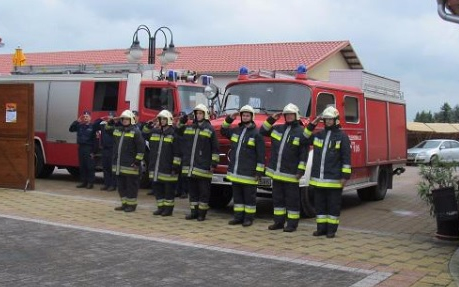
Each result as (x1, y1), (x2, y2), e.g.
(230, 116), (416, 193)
(193, 104), (210, 120)
(322, 106), (339, 119)
(157, 110), (174, 126)
(120, 110), (136, 125)
(239, 105), (255, 118)
(282, 103), (300, 120)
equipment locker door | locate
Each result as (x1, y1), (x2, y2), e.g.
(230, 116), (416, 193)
(0, 84), (34, 190)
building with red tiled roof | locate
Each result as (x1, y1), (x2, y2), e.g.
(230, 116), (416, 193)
(0, 41), (362, 87)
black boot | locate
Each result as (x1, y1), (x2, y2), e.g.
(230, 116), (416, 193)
(124, 204), (137, 212)
(284, 220), (298, 232)
(228, 212), (244, 225)
(161, 206), (173, 217)
(268, 222), (284, 230)
(197, 209), (207, 221)
(153, 207), (164, 216)
(185, 206), (198, 220)
(326, 223), (338, 238)
(242, 213), (254, 227)
(76, 182), (88, 188)
(313, 223), (328, 236)
(114, 203), (126, 211)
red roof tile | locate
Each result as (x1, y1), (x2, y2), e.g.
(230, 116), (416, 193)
(0, 41), (358, 75)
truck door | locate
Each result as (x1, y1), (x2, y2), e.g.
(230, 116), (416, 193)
(0, 84), (34, 189)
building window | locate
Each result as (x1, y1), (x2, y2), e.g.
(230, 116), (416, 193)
(316, 93), (335, 115)
(93, 82), (119, 111)
(144, 87), (173, 111)
(344, 96), (359, 123)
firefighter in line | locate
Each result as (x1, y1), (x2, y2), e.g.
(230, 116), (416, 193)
(94, 111), (118, 191)
(143, 110), (181, 217)
(221, 105), (265, 227)
(260, 103), (309, 232)
(177, 104), (219, 221)
(69, 110), (97, 189)
(303, 106), (351, 238)
(106, 110), (145, 212)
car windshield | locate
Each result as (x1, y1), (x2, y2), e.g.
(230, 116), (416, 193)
(415, 140), (442, 149)
(178, 86), (207, 114)
(221, 82), (312, 116)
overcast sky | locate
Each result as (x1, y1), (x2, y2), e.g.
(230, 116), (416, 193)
(1, 0), (458, 120)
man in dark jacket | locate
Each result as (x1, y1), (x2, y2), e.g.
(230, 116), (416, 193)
(177, 104), (219, 221)
(221, 105), (265, 227)
(143, 109), (181, 216)
(260, 103), (309, 232)
(94, 111), (118, 191)
(69, 110), (97, 189)
(106, 110), (145, 212)
(303, 106), (352, 238)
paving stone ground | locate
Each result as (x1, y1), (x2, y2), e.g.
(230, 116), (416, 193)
(0, 166), (458, 286)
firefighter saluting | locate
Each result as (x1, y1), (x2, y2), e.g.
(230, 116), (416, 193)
(221, 105), (265, 227)
(143, 110), (181, 217)
(304, 106), (351, 238)
(260, 103), (309, 232)
(177, 104), (219, 221)
(106, 110), (145, 212)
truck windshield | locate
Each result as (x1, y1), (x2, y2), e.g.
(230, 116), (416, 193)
(178, 86), (207, 113)
(222, 82), (312, 116)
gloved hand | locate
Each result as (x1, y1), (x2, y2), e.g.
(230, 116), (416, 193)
(179, 114), (188, 124)
(108, 118), (115, 125)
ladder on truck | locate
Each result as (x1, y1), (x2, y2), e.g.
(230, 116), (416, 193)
(12, 63), (154, 75)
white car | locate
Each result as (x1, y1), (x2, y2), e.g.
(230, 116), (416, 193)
(407, 139), (459, 165)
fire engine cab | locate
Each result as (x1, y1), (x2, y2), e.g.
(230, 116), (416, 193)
(209, 65), (407, 216)
(0, 63), (210, 185)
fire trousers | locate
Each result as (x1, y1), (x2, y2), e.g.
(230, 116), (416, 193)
(313, 187), (343, 234)
(152, 181), (176, 209)
(272, 180), (300, 228)
(188, 177), (211, 211)
(232, 183), (257, 220)
(117, 174), (140, 207)
(78, 144), (95, 184)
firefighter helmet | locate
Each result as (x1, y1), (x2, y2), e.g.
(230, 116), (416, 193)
(120, 110), (136, 125)
(193, 104), (210, 120)
(239, 105), (255, 117)
(157, 110), (174, 126)
(282, 103), (300, 120)
(322, 106), (339, 119)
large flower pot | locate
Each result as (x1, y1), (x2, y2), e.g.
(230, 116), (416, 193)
(432, 187), (459, 240)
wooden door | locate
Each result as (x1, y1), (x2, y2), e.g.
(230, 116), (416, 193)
(0, 84), (34, 190)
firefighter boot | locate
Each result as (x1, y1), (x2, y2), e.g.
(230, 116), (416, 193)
(124, 204), (137, 213)
(114, 203), (126, 211)
(197, 209), (208, 222)
(283, 220), (298, 232)
(153, 207), (164, 216)
(313, 223), (328, 236)
(268, 216), (285, 230)
(76, 182), (88, 188)
(185, 205), (198, 220)
(161, 206), (174, 217)
(242, 216), (254, 227)
(326, 223), (338, 238)
(228, 212), (244, 225)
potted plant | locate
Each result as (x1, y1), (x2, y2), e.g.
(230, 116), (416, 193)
(418, 159), (459, 240)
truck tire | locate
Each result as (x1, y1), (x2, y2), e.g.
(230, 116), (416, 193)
(66, 167), (80, 178)
(209, 184), (233, 209)
(357, 167), (389, 201)
(300, 186), (316, 218)
(35, 145), (55, 178)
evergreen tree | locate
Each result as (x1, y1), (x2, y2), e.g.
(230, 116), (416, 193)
(414, 110), (434, 123)
(452, 105), (459, 123)
(434, 102), (453, 123)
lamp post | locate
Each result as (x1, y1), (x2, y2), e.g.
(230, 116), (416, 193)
(127, 25), (179, 67)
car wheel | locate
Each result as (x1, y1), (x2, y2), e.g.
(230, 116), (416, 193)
(430, 155), (438, 165)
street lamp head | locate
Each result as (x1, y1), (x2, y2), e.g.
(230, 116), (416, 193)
(127, 35), (143, 63)
(164, 45), (179, 63)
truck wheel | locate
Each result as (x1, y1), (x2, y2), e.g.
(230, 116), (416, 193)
(35, 145), (55, 178)
(209, 185), (233, 209)
(66, 167), (80, 178)
(357, 167), (389, 201)
(300, 187), (316, 218)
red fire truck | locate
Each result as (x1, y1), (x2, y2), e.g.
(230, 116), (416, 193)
(209, 65), (407, 216)
(0, 63), (209, 186)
